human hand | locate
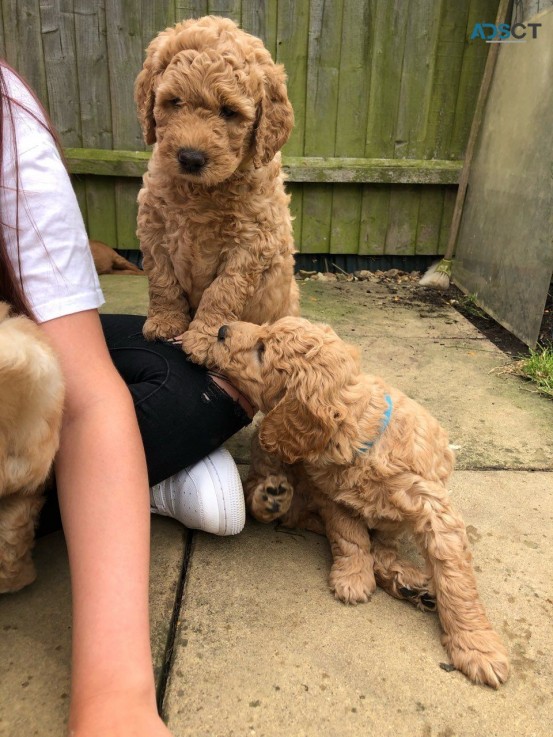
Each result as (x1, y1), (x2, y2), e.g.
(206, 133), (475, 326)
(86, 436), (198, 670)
(68, 689), (174, 737)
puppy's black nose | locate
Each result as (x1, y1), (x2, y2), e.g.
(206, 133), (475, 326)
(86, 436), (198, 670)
(217, 325), (229, 342)
(177, 148), (207, 173)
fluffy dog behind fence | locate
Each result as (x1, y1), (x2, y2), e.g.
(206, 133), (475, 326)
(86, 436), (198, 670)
(0, 303), (64, 593)
(210, 316), (510, 688)
(135, 16), (299, 364)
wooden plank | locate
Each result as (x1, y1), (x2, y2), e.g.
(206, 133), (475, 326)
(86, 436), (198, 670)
(142, 0), (175, 51)
(438, 186), (456, 254)
(74, 0), (112, 149)
(284, 157), (461, 184)
(73, 0), (116, 241)
(415, 188), (445, 255)
(81, 176), (119, 248)
(361, 0), (410, 255)
(207, 0), (241, 24)
(64, 148), (463, 183)
(423, 0), (470, 159)
(331, 0), (372, 254)
(65, 148), (150, 176)
(175, 0), (208, 21)
(449, 0), (500, 157)
(105, 0), (144, 152)
(301, 0), (344, 253)
(105, 0), (146, 248)
(394, 0), (440, 160)
(301, 183), (333, 254)
(329, 184), (362, 254)
(2, 0), (49, 106)
(385, 185), (420, 256)
(40, 0), (81, 146)
(359, 185), (390, 255)
(276, 0), (310, 244)
(241, 0), (276, 53)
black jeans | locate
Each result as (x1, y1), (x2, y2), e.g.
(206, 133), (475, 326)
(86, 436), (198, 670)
(38, 314), (251, 535)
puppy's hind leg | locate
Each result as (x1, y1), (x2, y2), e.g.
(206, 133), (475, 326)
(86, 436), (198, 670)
(392, 476), (509, 688)
(371, 531), (436, 612)
(0, 493), (44, 594)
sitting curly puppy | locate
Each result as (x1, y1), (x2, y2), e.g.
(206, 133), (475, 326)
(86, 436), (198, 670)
(134, 16), (299, 363)
(0, 303), (64, 593)
(211, 316), (510, 688)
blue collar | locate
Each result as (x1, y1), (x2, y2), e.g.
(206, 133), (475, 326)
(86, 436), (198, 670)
(358, 394), (393, 453)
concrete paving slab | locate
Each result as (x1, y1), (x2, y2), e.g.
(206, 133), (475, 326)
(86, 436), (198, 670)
(299, 280), (553, 470)
(163, 471), (552, 737)
(0, 518), (186, 737)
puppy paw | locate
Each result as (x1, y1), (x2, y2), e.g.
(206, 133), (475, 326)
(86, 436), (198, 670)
(442, 629), (510, 688)
(181, 323), (217, 365)
(248, 475), (294, 522)
(143, 313), (189, 341)
(397, 586), (436, 612)
(0, 558), (37, 594)
(330, 565), (376, 605)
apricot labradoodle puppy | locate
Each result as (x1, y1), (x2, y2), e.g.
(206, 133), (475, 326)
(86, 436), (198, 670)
(134, 16), (299, 363)
(0, 303), (64, 593)
(211, 316), (510, 688)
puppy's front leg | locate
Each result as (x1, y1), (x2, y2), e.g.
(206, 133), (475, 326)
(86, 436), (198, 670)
(319, 499), (376, 605)
(181, 257), (263, 365)
(392, 476), (509, 688)
(139, 211), (191, 341)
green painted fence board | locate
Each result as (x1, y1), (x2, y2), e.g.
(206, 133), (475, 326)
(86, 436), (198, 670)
(449, 0), (499, 157)
(275, 0), (310, 242)
(415, 188), (445, 255)
(423, 0), (470, 159)
(302, 0), (344, 253)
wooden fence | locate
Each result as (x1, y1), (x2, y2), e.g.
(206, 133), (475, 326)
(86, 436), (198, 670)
(0, 0), (500, 257)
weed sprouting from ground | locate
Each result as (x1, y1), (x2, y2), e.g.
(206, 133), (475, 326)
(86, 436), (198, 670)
(516, 345), (553, 398)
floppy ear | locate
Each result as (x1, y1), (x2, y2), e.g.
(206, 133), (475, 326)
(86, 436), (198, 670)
(252, 62), (294, 167)
(134, 27), (178, 145)
(258, 363), (350, 464)
(258, 395), (341, 464)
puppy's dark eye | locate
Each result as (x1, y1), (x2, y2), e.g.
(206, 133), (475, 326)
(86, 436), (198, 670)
(220, 106), (237, 119)
(256, 342), (265, 361)
(168, 98), (182, 107)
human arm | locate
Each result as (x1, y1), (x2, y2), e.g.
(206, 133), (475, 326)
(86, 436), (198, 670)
(40, 309), (171, 736)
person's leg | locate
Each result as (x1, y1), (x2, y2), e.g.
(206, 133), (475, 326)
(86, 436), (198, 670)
(99, 313), (252, 485)
(38, 314), (252, 537)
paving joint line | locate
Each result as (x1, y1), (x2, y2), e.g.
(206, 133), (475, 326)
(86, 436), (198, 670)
(156, 529), (195, 715)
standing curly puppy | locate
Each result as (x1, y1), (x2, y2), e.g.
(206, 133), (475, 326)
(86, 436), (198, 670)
(212, 317), (510, 689)
(0, 303), (64, 593)
(135, 16), (299, 364)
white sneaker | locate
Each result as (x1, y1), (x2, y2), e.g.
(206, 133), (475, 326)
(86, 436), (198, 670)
(149, 448), (245, 535)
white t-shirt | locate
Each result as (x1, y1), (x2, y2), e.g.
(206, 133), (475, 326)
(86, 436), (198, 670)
(1, 65), (104, 323)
